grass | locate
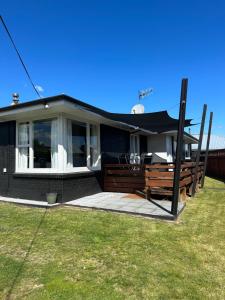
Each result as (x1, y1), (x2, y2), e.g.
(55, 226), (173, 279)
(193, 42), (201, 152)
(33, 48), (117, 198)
(0, 177), (225, 300)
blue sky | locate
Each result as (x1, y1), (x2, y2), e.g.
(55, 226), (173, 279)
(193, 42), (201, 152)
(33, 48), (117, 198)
(1, 0), (225, 135)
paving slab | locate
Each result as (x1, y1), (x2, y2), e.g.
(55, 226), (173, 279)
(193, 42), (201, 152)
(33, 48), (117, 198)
(66, 192), (185, 220)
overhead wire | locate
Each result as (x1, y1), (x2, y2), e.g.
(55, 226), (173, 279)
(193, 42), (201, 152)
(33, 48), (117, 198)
(0, 15), (41, 98)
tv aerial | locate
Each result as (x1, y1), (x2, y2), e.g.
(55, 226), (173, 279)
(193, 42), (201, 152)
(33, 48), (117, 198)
(138, 87), (153, 101)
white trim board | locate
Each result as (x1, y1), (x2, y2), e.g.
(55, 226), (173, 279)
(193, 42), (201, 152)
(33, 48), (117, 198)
(0, 196), (60, 208)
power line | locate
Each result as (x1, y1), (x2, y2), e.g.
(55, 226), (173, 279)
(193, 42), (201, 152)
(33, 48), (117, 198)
(0, 15), (41, 98)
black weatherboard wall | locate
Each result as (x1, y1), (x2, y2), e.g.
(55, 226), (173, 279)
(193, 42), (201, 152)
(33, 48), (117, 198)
(100, 124), (130, 164)
(0, 121), (16, 195)
(0, 121), (101, 202)
(100, 124), (148, 163)
(140, 135), (147, 154)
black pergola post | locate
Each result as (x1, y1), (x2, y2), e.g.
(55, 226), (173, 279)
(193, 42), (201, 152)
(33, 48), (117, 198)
(201, 112), (213, 188)
(171, 78), (188, 216)
(191, 104), (207, 197)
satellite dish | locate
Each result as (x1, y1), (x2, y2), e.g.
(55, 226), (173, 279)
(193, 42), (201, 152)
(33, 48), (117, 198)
(131, 104), (145, 114)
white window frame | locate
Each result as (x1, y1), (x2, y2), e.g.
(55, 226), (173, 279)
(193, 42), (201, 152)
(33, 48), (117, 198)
(16, 118), (59, 173)
(17, 122), (31, 169)
(65, 119), (101, 173)
(88, 123), (101, 170)
(15, 114), (101, 174)
(184, 143), (191, 160)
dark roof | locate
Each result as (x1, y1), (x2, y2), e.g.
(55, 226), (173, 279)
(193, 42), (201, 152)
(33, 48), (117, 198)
(0, 94), (193, 133)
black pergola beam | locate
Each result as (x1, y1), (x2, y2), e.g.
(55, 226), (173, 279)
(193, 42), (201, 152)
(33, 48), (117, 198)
(201, 111), (213, 188)
(171, 78), (188, 216)
(191, 104), (207, 197)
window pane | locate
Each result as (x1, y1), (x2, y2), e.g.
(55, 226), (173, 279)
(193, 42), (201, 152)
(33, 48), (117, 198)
(33, 120), (53, 168)
(18, 123), (29, 145)
(18, 147), (29, 169)
(67, 120), (87, 167)
(90, 124), (98, 167)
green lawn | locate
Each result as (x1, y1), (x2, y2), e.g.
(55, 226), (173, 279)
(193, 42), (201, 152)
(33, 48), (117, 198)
(0, 177), (225, 300)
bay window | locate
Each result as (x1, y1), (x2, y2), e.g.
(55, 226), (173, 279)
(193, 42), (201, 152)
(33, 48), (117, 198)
(16, 117), (100, 173)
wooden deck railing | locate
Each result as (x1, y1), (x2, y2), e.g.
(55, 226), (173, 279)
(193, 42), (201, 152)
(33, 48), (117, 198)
(104, 164), (145, 193)
(103, 162), (204, 200)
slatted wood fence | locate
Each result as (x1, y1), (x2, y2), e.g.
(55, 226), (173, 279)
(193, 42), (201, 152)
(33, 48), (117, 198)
(206, 149), (225, 179)
(104, 162), (204, 199)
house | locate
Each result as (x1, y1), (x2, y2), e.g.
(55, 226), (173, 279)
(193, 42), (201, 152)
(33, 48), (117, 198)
(0, 94), (198, 202)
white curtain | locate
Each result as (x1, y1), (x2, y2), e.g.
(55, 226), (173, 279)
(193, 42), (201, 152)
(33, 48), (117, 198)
(18, 148), (28, 169)
(67, 120), (73, 168)
(90, 124), (98, 167)
(51, 119), (58, 168)
(18, 123), (29, 145)
(18, 123), (29, 169)
(130, 135), (140, 164)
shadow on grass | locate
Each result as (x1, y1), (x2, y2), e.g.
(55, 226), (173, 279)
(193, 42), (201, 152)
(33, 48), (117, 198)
(202, 176), (225, 190)
(6, 208), (47, 300)
(206, 175), (225, 184)
(205, 187), (225, 190)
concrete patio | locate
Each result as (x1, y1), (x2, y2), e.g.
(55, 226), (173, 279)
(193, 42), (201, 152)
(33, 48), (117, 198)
(65, 192), (185, 220)
(0, 192), (185, 220)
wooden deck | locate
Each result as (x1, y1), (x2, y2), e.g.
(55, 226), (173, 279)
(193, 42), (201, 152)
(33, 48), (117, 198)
(103, 162), (204, 200)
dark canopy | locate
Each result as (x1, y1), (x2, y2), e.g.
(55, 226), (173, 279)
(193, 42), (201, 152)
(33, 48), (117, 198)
(103, 111), (192, 133)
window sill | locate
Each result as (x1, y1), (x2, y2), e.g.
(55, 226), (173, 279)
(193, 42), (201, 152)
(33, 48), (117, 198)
(13, 170), (101, 179)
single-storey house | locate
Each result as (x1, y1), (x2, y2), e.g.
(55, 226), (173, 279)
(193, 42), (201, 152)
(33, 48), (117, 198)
(0, 94), (198, 202)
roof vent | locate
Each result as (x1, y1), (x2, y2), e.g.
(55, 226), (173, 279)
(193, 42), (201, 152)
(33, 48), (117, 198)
(11, 93), (19, 105)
